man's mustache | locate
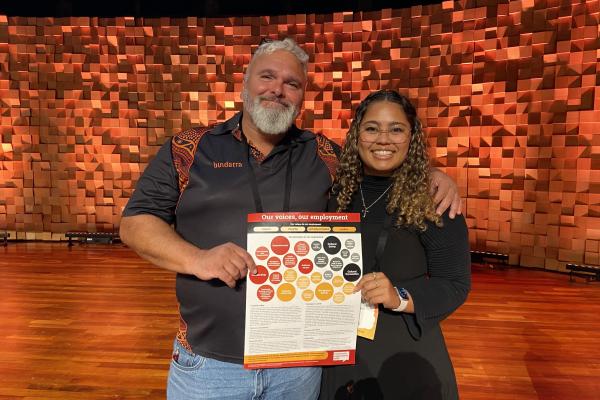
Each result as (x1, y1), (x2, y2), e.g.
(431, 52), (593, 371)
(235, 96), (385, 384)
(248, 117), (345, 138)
(257, 96), (291, 108)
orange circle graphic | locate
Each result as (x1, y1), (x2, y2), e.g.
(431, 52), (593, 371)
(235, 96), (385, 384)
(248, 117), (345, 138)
(297, 276), (310, 289)
(277, 283), (296, 302)
(257, 285), (274, 302)
(311, 272), (323, 284)
(343, 282), (355, 295)
(298, 259), (314, 274)
(283, 253), (298, 268)
(249, 265), (269, 285)
(315, 282), (334, 301)
(302, 289), (315, 302)
(270, 236), (290, 255)
(284, 269), (298, 283)
(294, 241), (310, 256)
(267, 257), (281, 270)
(333, 292), (345, 304)
(269, 271), (282, 284)
(332, 276), (344, 287)
(255, 246), (269, 260)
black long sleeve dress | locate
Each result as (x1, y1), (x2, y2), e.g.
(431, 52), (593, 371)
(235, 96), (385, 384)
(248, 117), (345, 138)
(320, 175), (471, 400)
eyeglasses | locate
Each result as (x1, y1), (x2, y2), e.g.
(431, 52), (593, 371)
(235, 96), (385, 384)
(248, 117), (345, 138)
(358, 125), (411, 144)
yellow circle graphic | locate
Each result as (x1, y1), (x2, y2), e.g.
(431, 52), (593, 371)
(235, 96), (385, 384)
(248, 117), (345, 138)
(315, 282), (334, 301)
(297, 276), (310, 289)
(343, 282), (355, 295)
(302, 289), (315, 302)
(277, 283), (296, 302)
(311, 272), (323, 284)
(332, 275), (344, 287)
(333, 292), (345, 304)
(284, 269), (297, 282)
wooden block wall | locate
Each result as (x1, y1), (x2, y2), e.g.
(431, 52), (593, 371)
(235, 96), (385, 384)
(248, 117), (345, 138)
(0, 0), (598, 270)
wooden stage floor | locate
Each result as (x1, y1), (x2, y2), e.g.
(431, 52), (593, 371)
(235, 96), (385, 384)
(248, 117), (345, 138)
(1, 243), (599, 400)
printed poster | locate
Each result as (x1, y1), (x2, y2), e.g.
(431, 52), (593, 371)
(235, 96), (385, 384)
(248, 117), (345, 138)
(244, 212), (363, 369)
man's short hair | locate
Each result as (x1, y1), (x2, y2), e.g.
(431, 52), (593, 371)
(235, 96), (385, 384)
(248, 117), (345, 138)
(244, 38), (309, 81)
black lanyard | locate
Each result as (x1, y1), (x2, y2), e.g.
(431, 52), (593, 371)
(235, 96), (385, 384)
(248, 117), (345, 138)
(244, 139), (294, 213)
(371, 213), (394, 273)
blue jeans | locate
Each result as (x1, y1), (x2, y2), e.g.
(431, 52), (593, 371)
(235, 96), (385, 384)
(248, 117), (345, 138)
(167, 339), (322, 400)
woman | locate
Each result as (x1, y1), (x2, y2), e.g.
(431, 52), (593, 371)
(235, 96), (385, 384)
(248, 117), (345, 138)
(320, 90), (471, 399)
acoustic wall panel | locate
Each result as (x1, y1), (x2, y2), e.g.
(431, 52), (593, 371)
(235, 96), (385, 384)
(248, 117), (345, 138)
(0, 0), (598, 270)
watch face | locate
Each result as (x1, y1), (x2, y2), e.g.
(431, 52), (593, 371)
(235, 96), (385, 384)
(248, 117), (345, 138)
(398, 288), (409, 301)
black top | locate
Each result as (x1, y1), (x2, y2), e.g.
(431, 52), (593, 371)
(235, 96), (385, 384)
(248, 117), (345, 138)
(123, 112), (340, 363)
(321, 175), (471, 400)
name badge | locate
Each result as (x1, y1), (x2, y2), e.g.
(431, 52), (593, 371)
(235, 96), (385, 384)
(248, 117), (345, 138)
(357, 300), (378, 340)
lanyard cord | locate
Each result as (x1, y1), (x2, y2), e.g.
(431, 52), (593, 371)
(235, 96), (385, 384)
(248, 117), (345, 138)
(282, 146), (294, 212)
(371, 213), (394, 272)
(244, 138), (294, 213)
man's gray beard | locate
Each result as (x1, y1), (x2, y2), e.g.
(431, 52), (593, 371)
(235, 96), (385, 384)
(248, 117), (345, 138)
(243, 91), (298, 135)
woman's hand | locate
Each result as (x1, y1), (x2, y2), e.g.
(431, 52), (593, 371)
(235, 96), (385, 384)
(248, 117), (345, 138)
(355, 272), (400, 310)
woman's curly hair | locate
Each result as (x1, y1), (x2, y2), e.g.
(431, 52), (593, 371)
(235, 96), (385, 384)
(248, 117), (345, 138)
(333, 89), (441, 230)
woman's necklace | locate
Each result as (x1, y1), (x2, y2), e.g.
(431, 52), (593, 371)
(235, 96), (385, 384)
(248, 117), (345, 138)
(359, 183), (392, 218)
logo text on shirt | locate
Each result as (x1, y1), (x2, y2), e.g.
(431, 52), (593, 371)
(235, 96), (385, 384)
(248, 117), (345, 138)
(213, 161), (243, 168)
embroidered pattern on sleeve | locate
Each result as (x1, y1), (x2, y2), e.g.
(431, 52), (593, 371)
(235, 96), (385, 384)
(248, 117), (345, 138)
(171, 127), (210, 194)
(315, 134), (340, 184)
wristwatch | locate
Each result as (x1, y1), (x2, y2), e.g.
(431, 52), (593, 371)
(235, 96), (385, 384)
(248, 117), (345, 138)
(392, 287), (410, 312)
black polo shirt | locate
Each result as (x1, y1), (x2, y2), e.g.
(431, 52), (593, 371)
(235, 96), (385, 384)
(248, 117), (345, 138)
(123, 112), (340, 363)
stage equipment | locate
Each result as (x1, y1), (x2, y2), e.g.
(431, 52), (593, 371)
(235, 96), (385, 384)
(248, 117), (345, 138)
(65, 232), (120, 246)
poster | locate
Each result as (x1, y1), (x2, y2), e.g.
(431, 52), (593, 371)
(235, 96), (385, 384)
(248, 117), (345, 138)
(244, 212), (363, 369)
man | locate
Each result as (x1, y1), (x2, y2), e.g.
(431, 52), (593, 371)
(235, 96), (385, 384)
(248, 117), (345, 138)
(120, 38), (460, 399)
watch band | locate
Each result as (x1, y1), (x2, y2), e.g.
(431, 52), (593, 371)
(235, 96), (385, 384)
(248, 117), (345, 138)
(392, 287), (410, 312)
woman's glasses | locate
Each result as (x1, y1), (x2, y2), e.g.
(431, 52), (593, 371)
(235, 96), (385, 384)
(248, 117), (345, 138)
(358, 125), (411, 144)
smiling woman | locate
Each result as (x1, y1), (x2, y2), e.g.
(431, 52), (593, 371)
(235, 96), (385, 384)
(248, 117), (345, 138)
(357, 101), (412, 177)
(321, 90), (471, 400)
(335, 90), (438, 230)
